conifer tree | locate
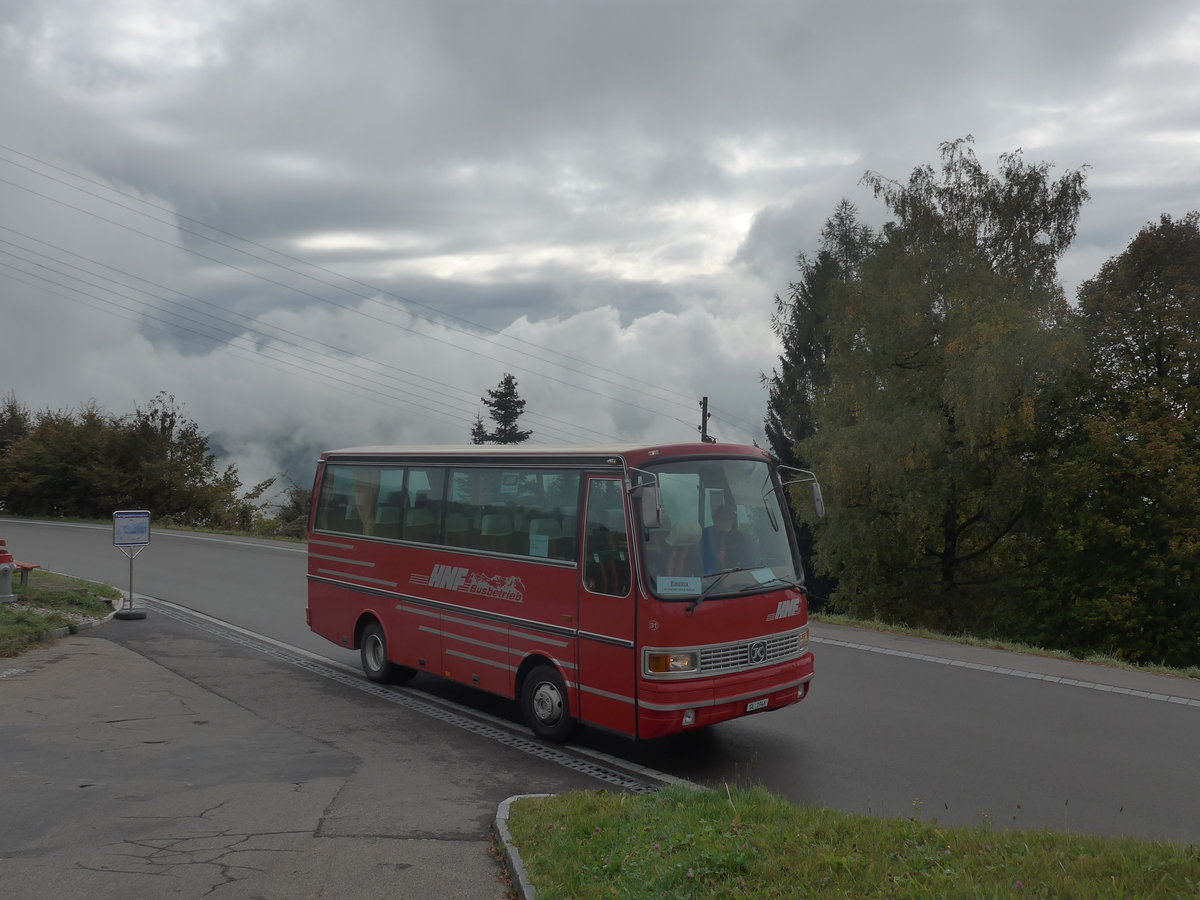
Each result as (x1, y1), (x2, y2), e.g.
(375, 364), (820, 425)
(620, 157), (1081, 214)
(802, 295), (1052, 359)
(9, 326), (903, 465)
(470, 373), (532, 444)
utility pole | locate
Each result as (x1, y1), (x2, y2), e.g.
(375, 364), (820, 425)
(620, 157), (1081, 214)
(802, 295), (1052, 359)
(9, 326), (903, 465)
(698, 397), (716, 443)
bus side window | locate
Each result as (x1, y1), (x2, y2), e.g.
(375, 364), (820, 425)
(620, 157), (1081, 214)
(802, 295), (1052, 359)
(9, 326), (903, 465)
(583, 480), (631, 596)
(403, 467), (445, 543)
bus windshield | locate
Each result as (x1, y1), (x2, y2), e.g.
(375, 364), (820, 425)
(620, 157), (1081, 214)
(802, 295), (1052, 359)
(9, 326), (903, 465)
(638, 456), (803, 601)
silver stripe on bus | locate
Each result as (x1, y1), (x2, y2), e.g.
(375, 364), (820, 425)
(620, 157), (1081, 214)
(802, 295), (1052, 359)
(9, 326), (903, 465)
(311, 553), (375, 567)
(579, 684), (636, 705)
(431, 628), (510, 656)
(637, 673), (813, 712)
(507, 628), (570, 649)
(441, 611), (509, 637)
(445, 648), (517, 672)
(418, 622), (575, 667)
(308, 574), (577, 639)
(578, 630), (636, 649)
(315, 568), (399, 587)
(397, 604), (440, 620)
(309, 538), (356, 550)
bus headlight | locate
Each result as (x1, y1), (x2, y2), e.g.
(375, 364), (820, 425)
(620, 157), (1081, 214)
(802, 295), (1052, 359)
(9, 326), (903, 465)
(646, 651), (699, 674)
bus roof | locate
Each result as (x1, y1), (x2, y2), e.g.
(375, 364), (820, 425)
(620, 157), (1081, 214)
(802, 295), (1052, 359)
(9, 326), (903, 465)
(318, 442), (772, 466)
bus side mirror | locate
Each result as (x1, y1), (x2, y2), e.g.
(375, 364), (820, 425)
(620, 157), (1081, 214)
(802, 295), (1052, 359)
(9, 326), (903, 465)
(640, 484), (662, 529)
(776, 466), (826, 519)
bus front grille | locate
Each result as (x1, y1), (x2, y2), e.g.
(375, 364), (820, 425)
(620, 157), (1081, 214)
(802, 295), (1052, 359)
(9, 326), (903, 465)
(698, 631), (805, 674)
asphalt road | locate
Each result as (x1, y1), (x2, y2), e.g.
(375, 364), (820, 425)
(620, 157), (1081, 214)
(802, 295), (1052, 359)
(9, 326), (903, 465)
(5, 518), (1198, 845)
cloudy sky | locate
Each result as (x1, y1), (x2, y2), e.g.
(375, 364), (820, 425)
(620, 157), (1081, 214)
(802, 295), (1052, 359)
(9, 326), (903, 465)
(2, 0), (1198, 493)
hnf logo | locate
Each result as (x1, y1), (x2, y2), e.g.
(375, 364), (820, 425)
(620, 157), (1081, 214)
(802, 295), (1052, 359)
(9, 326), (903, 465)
(767, 597), (801, 622)
(428, 565), (468, 590)
(411, 564), (526, 603)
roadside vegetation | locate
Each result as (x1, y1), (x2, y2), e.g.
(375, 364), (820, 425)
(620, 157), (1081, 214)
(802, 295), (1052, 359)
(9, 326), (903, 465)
(505, 786), (1200, 899)
(0, 570), (119, 657)
(767, 141), (1200, 671)
(0, 391), (312, 538)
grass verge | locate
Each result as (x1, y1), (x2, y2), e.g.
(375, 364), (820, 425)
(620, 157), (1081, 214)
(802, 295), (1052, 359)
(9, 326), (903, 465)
(0, 570), (120, 657)
(505, 787), (1199, 899)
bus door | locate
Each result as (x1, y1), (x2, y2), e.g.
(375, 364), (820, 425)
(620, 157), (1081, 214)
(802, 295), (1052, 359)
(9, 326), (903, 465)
(577, 476), (637, 736)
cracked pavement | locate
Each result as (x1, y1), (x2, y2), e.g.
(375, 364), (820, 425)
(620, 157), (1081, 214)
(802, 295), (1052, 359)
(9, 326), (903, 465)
(0, 618), (602, 899)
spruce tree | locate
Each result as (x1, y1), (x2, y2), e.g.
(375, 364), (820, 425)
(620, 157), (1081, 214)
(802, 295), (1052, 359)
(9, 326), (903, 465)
(471, 374), (532, 444)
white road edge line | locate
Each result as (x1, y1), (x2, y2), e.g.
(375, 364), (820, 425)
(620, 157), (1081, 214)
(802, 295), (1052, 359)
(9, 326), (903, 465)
(812, 636), (1200, 709)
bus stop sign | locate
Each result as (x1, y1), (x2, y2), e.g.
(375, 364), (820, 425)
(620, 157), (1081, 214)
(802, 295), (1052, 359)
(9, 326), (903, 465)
(113, 510), (151, 619)
(114, 510), (152, 548)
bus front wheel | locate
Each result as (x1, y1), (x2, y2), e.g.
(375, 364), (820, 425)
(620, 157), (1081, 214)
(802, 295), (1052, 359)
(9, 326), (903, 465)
(521, 665), (576, 743)
(360, 621), (416, 684)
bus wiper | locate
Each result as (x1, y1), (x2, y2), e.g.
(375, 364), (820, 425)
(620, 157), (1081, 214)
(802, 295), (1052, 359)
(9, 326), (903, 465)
(756, 573), (804, 590)
(686, 566), (757, 614)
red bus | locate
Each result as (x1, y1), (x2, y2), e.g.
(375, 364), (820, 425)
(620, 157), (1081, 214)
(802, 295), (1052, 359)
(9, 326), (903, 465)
(305, 442), (822, 741)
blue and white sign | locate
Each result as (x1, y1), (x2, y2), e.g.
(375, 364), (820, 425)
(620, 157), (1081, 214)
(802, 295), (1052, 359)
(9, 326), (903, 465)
(113, 510), (152, 547)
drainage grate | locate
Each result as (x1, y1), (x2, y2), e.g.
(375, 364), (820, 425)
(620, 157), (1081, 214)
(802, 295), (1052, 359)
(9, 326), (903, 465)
(150, 602), (661, 794)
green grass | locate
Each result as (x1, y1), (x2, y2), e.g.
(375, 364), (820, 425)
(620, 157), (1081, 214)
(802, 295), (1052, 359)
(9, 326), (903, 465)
(0, 570), (120, 657)
(506, 787), (1200, 899)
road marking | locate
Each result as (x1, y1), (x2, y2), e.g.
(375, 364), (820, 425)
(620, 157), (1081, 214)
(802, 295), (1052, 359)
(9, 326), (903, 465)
(812, 636), (1200, 709)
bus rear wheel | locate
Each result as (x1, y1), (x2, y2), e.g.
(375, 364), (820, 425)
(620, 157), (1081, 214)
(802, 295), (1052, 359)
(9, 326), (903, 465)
(360, 621), (416, 684)
(521, 664), (576, 743)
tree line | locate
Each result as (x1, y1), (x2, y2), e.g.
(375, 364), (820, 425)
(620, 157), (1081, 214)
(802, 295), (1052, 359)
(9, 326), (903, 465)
(0, 391), (310, 536)
(766, 137), (1199, 668)
(0, 369), (536, 539)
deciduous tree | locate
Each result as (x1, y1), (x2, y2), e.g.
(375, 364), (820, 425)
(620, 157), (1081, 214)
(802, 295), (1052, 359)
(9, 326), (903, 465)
(801, 138), (1087, 633)
(0, 391), (31, 459)
(1033, 213), (1200, 666)
(0, 392), (258, 528)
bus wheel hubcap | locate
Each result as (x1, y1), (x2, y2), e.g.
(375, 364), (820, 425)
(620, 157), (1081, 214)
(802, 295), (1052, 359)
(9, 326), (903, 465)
(367, 637), (383, 669)
(533, 682), (562, 724)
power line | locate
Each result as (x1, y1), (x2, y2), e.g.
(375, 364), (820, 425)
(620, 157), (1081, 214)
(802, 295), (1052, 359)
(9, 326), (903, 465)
(0, 228), (619, 444)
(0, 172), (707, 431)
(0, 145), (742, 425)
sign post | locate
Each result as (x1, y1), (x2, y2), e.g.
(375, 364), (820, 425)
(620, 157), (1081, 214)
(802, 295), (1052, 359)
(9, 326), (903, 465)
(113, 510), (151, 620)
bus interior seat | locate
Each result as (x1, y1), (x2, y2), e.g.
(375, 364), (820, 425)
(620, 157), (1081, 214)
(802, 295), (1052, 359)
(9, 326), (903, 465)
(665, 521), (702, 576)
(375, 503), (402, 539)
(403, 507), (437, 543)
(528, 517), (563, 558)
(444, 512), (471, 546)
(480, 513), (515, 553)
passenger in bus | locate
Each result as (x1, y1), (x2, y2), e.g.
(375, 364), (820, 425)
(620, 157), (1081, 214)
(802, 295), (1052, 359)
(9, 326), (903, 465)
(702, 504), (748, 573)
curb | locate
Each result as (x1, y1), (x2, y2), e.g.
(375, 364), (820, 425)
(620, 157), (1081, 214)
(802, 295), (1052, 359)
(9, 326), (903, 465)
(43, 605), (117, 641)
(495, 794), (552, 900)
(22, 568), (122, 643)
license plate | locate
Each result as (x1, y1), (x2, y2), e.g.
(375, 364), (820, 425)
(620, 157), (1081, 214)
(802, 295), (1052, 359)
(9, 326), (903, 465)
(746, 697), (769, 712)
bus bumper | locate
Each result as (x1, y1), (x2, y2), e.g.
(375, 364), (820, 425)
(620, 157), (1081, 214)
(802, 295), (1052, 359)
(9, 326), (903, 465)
(636, 653), (813, 740)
